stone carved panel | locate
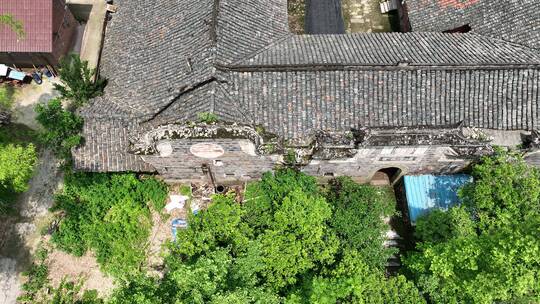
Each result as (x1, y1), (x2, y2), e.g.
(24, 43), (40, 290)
(190, 143), (225, 159)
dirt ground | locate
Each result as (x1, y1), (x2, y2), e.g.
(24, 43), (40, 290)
(0, 149), (63, 304)
(47, 248), (115, 298)
(0, 78), (107, 303)
(12, 78), (61, 130)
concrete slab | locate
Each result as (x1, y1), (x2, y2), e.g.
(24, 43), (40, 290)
(67, 0), (107, 71)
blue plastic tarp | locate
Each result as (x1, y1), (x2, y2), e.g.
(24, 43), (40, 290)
(404, 174), (472, 223)
(8, 70), (26, 80)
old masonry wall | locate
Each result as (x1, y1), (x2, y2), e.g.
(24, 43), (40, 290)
(141, 138), (472, 184)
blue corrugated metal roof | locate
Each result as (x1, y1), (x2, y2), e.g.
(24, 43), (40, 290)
(404, 174), (472, 223)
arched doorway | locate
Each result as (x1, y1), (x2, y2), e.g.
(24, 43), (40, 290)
(370, 167), (403, 186)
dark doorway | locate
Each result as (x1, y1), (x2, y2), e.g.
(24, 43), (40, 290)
(371, 167), (402, 186)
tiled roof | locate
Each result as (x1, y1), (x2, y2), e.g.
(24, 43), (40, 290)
(74, 0), (540, 172)
(241, 33), (540, 67)
(73, 118), (155, 172)
(406, 0), (540, 50)
(86, 0), (289, 120)
(0, 0), (53, 53)
(229, 69), (539, 138)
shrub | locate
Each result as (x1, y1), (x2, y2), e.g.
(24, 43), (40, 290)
(197, 112), (218, 124)
(18, 246), (49, 303)
(0, 84), (15, 111)
(49, 279), (104, 304)
(50, 173), (169, 279)
(0, 143), (37, 213)
(54, 54), (106, 107)
(325, 177), (397, 269)
(35, 98), (83, 159)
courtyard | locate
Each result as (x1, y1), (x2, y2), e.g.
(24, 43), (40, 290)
(342, 0), (400, 32)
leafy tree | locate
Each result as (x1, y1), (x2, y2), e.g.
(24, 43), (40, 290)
(326, 177), (396, 269)
(414, 205), (475, 244)
(405, 151), (540, 303)
(108, 170), (420, 302)
(54, 54), (106, 107)
(0, 143), (37, 193)
(257, 189), (338, 290)
(0, 143), (37, 212)
(173, 194), (252, 259)
(50, 173), (168, 279)
(109, 276), (163, 304)
(460, 150), (540, 231)
(35, 98), (83, 159)
(243, 169), (319, 233)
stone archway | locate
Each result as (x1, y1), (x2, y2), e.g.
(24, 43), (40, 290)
(370, 167), (403, 186)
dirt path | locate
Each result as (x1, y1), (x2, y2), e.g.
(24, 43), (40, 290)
(0, 149), (63, 303)
(12, 78), (61, 130)
(47, 249), (115, 297)
(0, 79), (63, 303)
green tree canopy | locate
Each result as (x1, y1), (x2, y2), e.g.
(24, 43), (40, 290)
(54, 54), (106, 107)
(0, 143), (37, 212)
(109, 169), (422, 303)
(326, 177), (396, 269)
(0, 143), (36, 193)
(405, 151), (540, 303)
(35, 98), (83, 159)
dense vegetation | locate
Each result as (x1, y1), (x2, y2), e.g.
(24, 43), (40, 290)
(108, 170), (424, 303)
(19, 150), (540, 303)
(0, 84), (14, 111)
(405, 150), (540, 303)
(35, 98), (83, 159)
(0, 85), (38, 209)
(50, 173), (168, 280)
(35, 54), (106, 161)
(54, 54), (107, 108)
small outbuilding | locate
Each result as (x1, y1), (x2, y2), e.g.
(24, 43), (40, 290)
(403, 174), (472, 223)
(0, 0), (77, 68)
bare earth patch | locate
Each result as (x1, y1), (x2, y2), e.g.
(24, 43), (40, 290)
(47, 249), (115, 298)
(12, 78), (61, 130)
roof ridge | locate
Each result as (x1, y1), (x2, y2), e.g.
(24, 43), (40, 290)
(219, 32), (540, 71)
(226, 34), (292, 66)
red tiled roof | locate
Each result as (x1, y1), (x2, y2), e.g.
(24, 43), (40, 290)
(0, 0), (53, 53)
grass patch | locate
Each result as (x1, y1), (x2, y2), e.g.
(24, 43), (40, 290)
(0, 84), (15, 111)
(0, 123), (39, 146)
